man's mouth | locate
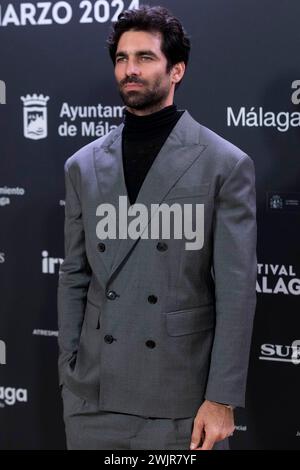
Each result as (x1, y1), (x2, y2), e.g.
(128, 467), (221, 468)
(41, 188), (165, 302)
(123, 83), (144, 89)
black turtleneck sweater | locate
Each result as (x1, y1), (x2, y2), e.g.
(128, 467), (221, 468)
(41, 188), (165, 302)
(122, 104), (184, 205)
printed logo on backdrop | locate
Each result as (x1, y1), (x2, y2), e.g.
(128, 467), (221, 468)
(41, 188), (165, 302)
(235, 425), (247, 432)
(0, 196), (10, 206)
(0, 340), (6, 365)
(42, 250), (63, 274)
(227, 80), (300, 131)
(0, 386), (28, 407)
(21, 94), (49, 140)
(0, 186), (25, 206)
(267, 192), (300, 213)
(0, 80), (6, 104)
(260, 340), (300, 365)
(0, 342), (27, 409)
(20, 94), (124, 139)
(33, 329), (58, 337)
(0, 252), (5, 263)
(257, 263), (300, 295)
(59, 102), (123, 138)
(269, 194), (283, 210)
(0, 1), (140, 27)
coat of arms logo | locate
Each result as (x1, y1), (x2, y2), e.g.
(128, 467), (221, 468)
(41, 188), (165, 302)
(21, 94), (50, 140)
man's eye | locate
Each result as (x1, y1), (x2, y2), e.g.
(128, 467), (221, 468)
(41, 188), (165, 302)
(116, 57), (126, 62)
(141, 56), (152, 60)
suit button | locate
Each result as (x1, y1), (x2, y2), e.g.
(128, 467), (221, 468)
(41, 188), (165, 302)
(104, 335), (114, 344)
(98, 242), (106, 252)
(156, 242), (168, 251)
(106, 290), (117, 300)
(148, 295), (157, 304)
(145, 340), (156, 349)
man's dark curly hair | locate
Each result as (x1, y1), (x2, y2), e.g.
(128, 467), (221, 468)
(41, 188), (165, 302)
(106, 5), (191, 91)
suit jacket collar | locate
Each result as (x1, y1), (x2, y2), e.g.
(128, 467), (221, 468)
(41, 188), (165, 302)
(101, 109), (202, 150)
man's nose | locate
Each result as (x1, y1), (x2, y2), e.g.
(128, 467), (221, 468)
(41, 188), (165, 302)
(125, 59), (141, 77)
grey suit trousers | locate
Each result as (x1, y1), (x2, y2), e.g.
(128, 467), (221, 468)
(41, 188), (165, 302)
(61, 385), (230, 450)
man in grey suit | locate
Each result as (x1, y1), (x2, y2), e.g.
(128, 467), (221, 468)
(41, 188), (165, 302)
(57, 5), (257, 450)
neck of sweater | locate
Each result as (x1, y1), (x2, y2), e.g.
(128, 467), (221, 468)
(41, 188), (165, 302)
(122, 104), (182, 140)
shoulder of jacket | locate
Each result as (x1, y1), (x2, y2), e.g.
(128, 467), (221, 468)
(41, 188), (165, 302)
(196, 121), (253, 171)
(64, 130), (114, 171)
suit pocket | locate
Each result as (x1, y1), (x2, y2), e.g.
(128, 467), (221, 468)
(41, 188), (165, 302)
(164, 304), (215, 336)
(85, 299), (101, 329)
(164, 183), (210, 200)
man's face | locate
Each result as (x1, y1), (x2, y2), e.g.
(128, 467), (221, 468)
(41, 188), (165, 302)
(114, 30), (174, 113)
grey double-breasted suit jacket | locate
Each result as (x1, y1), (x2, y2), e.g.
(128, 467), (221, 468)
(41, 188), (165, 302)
(57, 109), (257, 418)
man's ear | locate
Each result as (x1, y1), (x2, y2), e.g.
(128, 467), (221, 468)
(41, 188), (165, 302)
(171, 62), (186, 85)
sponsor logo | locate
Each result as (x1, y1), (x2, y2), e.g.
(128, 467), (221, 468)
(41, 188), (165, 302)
(20, 97), (125, 139)
(58, 102), (122, 137)
(0, 186), (26, 207)
(260, 340), (300, 365)
(257, 264), (300, 296)
(0, 80), (6, 104)
(21, 93), (49, 140)
(32, 329), (58, 337)
(0, 197), (10, 206)
(0, 386), (28, 406)
(0, 340), (6, 365)
(235, 425), (247, 432)
(42, 250), (63, 274)
(269, 194), (283, 210)
(0, 186), (25, 196)
(227, 81), (300, 132)
(292, 80), (300, 105)
(267, 192), (300, 212)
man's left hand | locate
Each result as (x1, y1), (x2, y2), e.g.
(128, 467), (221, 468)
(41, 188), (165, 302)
(189, 400), (235, 450)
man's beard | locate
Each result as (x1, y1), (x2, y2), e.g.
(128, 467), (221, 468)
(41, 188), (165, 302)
(118, 77), (170, 111)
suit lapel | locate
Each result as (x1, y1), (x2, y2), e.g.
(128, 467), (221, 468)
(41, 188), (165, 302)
(93, 110), (207, 283)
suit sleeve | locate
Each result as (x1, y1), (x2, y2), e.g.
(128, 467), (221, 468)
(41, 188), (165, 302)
(57, 160), (92, 386)
(204, 154), (257, 408)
